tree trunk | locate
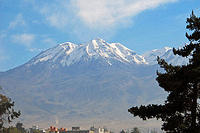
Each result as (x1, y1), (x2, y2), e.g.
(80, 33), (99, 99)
(191, 83), (198, 132)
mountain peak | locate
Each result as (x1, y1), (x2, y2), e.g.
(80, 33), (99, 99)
(164, 46), (172, 51)
(26, 39), (147, 67)
(91, 38), (105, 42)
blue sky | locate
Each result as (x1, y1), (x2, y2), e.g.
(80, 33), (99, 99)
(0, 0), (199, 71)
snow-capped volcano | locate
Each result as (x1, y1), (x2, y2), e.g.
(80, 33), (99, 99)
(143, 47), (189, 65)
(27, 38), (147, 67)
(0, 38), (191, 130)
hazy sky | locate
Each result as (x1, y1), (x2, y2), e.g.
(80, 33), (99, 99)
(0, 0), (199, 71)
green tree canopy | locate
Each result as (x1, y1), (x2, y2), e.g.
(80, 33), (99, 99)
(16, 122), (25, 133)
(0, 86), (20, 130)
(128, 11), (200, 133)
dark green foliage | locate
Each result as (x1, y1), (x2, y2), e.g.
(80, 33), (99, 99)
(16, 122), (25, 133)
(0, 86), (20, 131)
(30, 129), (40, 133)
(120, 129), (126, 133)
(130, 127), (140, 133)
(128, 11), (200, 133)
(2, 126), (21, 133)
(2, 124), (26, 133)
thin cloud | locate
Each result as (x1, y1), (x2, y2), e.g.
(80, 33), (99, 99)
(0, 32), (7, 40)
(29, 0), (178, 30)
(43, 38), (56, 45)
(12, 33), (35, 47)
(28, 48), (43, 52)
(22, 0), (178, 41)
(0, 49), (9, 62)
(0, 33), (9, 63)
(38, 1), (73, 30)
(73, 0), (178, 28)
(8, 14), (26, 29)
(46, 13), (68, 29)
(28, 38), (56, 53)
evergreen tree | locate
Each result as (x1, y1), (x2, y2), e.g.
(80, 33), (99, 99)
(128, 11), (200, 133)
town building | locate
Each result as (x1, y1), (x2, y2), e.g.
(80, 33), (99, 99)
(89, 126), (110, 133)
(66, 127), (89, 133)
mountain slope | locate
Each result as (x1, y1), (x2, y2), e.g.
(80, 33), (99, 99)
(0, 39), (186, 130)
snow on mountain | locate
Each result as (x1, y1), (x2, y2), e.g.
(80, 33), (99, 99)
(26, 38), (189, 68)
(27, 38), (147, 67)
(143, 47), (189, 65)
